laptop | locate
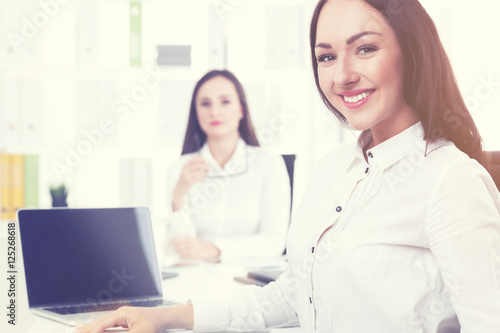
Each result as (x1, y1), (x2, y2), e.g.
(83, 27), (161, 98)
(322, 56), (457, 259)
(18, 207), (177, 327)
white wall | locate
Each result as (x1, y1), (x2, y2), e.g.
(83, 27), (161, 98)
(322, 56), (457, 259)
(0, 0), (498, 219)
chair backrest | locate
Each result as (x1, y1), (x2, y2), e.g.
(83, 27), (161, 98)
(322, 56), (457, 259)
(281, 154), (296, 209)
(489, 151), (500, 191)
(281, 154), (296, 256)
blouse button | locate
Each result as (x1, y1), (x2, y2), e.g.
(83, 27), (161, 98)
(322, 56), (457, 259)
(365, 167), (369, 174)
(336, 206), (342, 213)
(368, 152), (374, 158)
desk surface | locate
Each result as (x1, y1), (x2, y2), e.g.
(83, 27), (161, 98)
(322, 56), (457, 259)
(0, 245), (300, 333)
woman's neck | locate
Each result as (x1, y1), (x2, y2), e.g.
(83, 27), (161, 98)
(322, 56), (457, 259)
(207, 134), (240, 168)
(369, 106), (418, 147)
(363, 106), (418, 162)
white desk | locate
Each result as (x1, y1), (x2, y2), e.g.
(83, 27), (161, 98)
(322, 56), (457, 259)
(2, 254), (301, 333)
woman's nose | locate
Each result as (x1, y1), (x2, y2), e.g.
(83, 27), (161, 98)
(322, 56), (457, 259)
(333, 56), (360, 87)
(208, 105), (221, 116)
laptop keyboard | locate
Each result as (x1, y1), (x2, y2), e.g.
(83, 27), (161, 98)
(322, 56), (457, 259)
(44, 299), (177, 315)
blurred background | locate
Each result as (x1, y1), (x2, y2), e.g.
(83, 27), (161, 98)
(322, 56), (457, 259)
(0, 0), (499, 221)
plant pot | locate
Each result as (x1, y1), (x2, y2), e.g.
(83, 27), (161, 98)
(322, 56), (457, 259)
(52, 200), (68, 208)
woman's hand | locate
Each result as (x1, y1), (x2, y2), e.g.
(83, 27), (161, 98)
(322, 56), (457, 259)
(171, 237), (221, 261)
(172, 157), (209, 212)
(76, 304), (194, 333)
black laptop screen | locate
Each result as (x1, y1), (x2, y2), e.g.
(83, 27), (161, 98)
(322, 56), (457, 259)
(18, 207), (162, 307)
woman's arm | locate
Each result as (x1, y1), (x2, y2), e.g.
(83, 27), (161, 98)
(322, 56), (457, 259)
(78, 268), (300, 332)
(426, 158), (500, 332)
(171, 157), (209, 212)
(191, 267), (299, 331)
(166, 157), (208, 238)
(77, 304), (194, 333)
(167, 157), (223, 260)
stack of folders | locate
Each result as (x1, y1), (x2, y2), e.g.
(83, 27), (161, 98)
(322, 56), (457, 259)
(0, 154), (39, 220)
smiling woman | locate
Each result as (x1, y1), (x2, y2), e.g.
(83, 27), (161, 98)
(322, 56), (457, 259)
(78, 1), (500, 332)
(314, 0), (416, 145)
(311, 0), (490, 169)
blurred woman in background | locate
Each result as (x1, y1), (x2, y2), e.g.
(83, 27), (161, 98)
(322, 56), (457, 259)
(166, 69), (290, 261)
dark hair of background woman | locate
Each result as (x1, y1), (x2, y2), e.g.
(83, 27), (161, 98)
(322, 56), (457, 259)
(181, 69), (260, 155)
(309, 0), (491, 170)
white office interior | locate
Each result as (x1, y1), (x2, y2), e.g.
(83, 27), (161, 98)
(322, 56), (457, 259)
(0, 0), (500, 331)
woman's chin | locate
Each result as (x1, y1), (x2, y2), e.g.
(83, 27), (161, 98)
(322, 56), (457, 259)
(205, 130), (239, 141)
(335, 107), (374, 132)
(344, 118), (373, 132)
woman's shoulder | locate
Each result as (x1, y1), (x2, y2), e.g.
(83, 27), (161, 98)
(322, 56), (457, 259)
(248, 145), (285, 164)
(423, 143), (500, 231)
(423, 142), (497, 195)
(424, 142), (485, 173)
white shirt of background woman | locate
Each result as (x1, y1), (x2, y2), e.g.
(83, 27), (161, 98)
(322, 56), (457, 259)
(166, 138), (291, 259)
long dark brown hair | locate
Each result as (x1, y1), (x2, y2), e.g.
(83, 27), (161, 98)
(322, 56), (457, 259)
(181, 70), (260, 155)
(310, 0), (490, 170)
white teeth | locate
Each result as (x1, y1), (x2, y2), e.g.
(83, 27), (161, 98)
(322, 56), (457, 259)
(343, 91), (372, 103)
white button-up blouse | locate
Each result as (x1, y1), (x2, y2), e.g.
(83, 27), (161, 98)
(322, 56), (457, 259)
(166, 139), (291, 259)
(193, 123), (500, 332)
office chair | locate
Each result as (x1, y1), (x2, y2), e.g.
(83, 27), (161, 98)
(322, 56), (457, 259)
(281, 154), (296, 210)
(281, 154), (296, 256)
(489, 151), (500, 191)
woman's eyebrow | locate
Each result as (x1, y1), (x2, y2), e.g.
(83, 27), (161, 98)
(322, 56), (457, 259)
(346, 31), (381, 45)
(315, 31), (381, 49)
(315, 42), (332, 49)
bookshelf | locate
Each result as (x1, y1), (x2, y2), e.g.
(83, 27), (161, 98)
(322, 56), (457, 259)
(0, 0), (327, 222)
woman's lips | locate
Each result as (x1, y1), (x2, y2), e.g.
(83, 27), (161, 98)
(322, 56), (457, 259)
(211, 121), (222, 126)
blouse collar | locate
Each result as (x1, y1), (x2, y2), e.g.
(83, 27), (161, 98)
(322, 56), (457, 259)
(199, 138), (248, 177)
(354, 122), (450, 169)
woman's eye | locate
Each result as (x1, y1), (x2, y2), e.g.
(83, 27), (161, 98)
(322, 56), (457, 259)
(200, 101), (210, 107)
(357, 45), (378, 55)
(316, 54), (336, 63)
(222, 100), (231, 105)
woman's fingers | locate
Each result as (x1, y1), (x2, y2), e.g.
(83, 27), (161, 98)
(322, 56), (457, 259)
(77, 307), (129, 333)
(186, 156), (209, 170)
(171, 237), (195, 258)
(181, 157), (209, 184)
(172, 158), (209, 208)
(170, 237), (219, 260)
(77, 307), (158, 333)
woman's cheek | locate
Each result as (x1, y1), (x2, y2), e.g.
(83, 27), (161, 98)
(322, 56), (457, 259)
(318, 70), (330, 97)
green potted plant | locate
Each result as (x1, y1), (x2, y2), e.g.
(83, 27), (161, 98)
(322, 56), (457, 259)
(50, 184), (68, 207)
